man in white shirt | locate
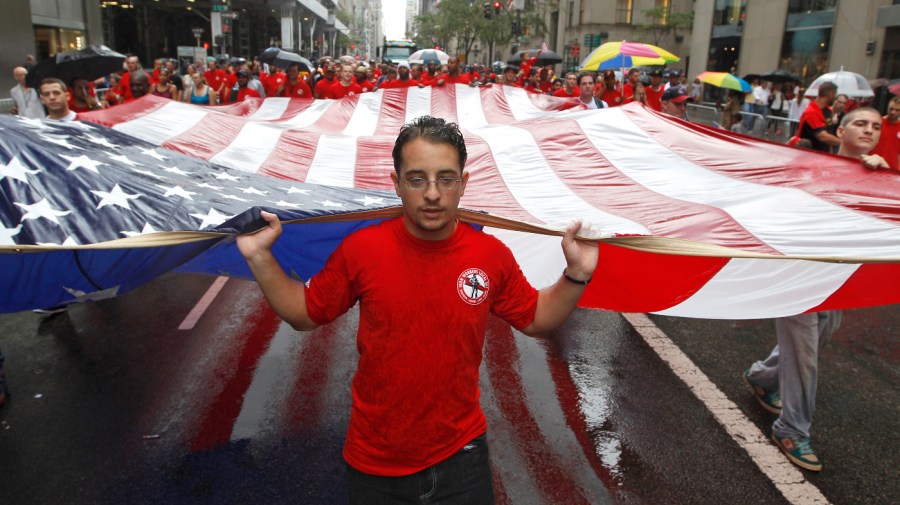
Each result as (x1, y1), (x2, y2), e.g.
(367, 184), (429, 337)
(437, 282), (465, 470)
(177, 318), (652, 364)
(577, 72), (607, 109)
(39, 78), (76, 122)
(9, 67), (44, 118)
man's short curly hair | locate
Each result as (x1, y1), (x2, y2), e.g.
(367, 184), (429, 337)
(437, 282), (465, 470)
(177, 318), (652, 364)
(392, 116), (467, 173)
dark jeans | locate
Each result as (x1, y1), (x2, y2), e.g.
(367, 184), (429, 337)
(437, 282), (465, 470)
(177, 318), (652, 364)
(347, 433), (494, 505)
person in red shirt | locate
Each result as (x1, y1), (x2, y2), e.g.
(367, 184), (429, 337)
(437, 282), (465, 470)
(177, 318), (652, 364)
(68, 78), (102, 112)
(118, 55), (141, 101)
(204, 58), (228, 105)
(433, 56), (472, 86)
(331, 64), (363, 98)
(263, 65), (287, 97)
(622, 68), (641, 103)
(645, 69), (665, 112)
(870, 95), (900, 170)
(236, 115), (599, 503)
(314, 66), (337, 99)
(537, 68), (553, 94)
(276, 63), (313, 98)
(419, 61), (440, 86)
(380, 62), (419, 89)
(233, 69), (262, 101)
(552, 72), (579, 97)
(499, 66), (520, 87)
(797, 81), (840, 152)
(600, 70), (624, 107)
(354, 66), (375, 92)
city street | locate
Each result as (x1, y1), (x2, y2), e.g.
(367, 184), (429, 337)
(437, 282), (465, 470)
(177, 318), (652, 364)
(0, 272), (896, 504)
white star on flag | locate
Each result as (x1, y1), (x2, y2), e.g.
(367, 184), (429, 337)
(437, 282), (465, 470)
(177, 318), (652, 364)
(84, 133), (119, 148)
(274, 200), (303, 208)
(196, 182), (223, 190)
(355, 195), (386, 206)
(91, 183), (143, 210)
(218, 193), (250, 202)
(60, 154), (105, 173)
(38, 236), (79, 247)
(108, 153), (141, 167)
(16, 117), (54, 130)
(284, 186), (311, 194)
(39, 133), (82, 150)
(163, 165), (191, 176)
(0, 224), (22, 245)
(241, 187), (268, 196)
(190, 207), (230, 229)
(140, 147), (168, 161)
(214, 172), (241, 182)
(319, 200), (344, 208)
(121, 222), (159, 237)
(159, 185), (198, 200)
(133, 168), (168, 180)
(15, 198), (72, 224)
(1, 156), (41, 182)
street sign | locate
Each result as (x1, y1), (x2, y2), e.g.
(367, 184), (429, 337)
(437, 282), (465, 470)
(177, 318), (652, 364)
(211, 5), (227, 11)
(518, 36), (529, 43)
(221, 12), (238, 19)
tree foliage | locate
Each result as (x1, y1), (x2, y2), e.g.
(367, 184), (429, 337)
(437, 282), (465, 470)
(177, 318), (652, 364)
(640, 6), (694, 46)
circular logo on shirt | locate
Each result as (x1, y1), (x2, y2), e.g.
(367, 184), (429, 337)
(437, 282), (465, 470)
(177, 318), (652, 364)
(457, 268), (489, 306)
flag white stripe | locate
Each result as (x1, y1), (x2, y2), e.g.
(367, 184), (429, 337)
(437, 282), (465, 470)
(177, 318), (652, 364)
(345, 92), (382, 136)
(504, 86), (553, 122)
(248, 97), (291, 120)
(655, 258), (859, 318)
(577, 109), (900, 257)
(404, 87), (433, 125)
(114, 101), (208, 145)
(208, 121), (287, 173)
(486, 228), (567, 289)
(471, 123), (651, 233)
(281, 98), (335, 127)
(454, 85), (490, 129)
(305, 133), (358, 187)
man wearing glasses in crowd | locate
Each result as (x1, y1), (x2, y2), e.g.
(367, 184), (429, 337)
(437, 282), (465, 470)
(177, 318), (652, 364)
(661, 86), (691, 121)
(237, 116), (599, 504)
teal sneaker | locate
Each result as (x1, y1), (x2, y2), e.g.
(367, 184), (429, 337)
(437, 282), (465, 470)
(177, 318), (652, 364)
(742, 369), (782, 414)
(772, 433), (822, 472)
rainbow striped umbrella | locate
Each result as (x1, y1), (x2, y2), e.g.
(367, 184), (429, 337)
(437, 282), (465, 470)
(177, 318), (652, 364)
(696, 71), (751, 92)
(579, 41), (679, 71)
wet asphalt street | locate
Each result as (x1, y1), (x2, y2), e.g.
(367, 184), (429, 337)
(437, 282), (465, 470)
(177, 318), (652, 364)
(0, 272), (896, 504)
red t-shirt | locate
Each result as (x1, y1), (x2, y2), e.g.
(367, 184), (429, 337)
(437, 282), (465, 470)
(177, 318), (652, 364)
(280, 79), (312, 98)
(379, 78), (420, 89)
(552, 88), (578, 98)
(236, 87), (261, 101)
(436, 73), (472, 85)
(645, 85), (664, 112)
(263, 72), (286, 97)
(305, 217), (539, 476)
(204, 69), (228, 100)
(601, 86), (625, 107)
(871, 117), (900, 170)
(314, 77), (336, 98)
(357, 79), (375, 92)
(799, 101), (833, 152)
(331, 81), (363, 98)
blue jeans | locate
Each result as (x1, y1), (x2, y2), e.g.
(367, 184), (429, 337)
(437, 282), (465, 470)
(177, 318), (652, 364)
(347, 433), (495, 505)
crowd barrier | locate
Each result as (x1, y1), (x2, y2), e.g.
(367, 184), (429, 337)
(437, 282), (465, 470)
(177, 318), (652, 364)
(0, 99), (14, 115)
(686, 103), (798, 145)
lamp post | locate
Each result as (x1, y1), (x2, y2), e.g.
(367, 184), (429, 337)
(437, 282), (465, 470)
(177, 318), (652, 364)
(192, 27), (204, 48)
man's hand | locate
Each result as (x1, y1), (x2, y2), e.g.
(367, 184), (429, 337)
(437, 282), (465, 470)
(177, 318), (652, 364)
(561, 220), (600, 282)
(860, 154), (890, 171)
(236, 210), (282, 261)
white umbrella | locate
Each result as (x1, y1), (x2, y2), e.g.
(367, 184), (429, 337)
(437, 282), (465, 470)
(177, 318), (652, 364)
(804, 67), (874, 98)
(408, 49), (450, 65)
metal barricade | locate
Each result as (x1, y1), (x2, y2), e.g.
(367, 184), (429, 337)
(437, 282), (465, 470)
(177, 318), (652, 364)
(0, 98), (14, 115)
(687, 103), (721, 128)
(764, 116), (798, 144)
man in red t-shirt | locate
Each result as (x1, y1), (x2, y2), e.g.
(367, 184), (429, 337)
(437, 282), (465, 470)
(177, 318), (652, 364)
(331, 64), (363, 98)
(600, 70), (624, 107)
(622, 68), (641, 103)
(233, 69), (261, 101)
(204, 59), (228, 105)
(237, 116), (599, 503)
(645, 69), (665, 112)
(276, 63), (313, 98)
(354, 66), (375, 92)
(433, 56), (471, 86)
(262, 66), (286, 98)
(379, 61), (419, 89)
(314, 66), (337, 99)
(552, 72), (578, 97)
(870, 95), (900, 170)
(798, 81), (840, 153)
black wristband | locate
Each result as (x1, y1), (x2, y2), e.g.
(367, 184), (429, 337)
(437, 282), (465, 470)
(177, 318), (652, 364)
(563, 268), (591, 285)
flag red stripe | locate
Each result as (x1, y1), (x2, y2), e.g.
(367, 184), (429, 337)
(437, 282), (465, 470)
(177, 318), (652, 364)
(479, 86), (518, 124)
(809, 263), (900, 312)
(520, 116), (781, 253)
(460, 135), (544, 223)
(161, 112), (247, 161)
(430, 84), (459, 125)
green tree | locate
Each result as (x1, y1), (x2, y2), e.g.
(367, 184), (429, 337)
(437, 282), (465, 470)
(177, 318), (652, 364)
(640, 6), (693, 46)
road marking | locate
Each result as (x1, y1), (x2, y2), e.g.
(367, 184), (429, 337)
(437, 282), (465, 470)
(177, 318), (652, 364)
(622, 313), (831, 505)
(178, 276), (229, 330)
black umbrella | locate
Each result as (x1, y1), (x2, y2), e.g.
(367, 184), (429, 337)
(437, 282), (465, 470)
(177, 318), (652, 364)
(258, 47), (313, 72)
(26, 45), (126, 89)
(743, 69), (801, 84)
(508, 49), (563, 66)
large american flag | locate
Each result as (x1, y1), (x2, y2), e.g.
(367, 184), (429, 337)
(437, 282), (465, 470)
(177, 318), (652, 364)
(3, 85), (900, 317)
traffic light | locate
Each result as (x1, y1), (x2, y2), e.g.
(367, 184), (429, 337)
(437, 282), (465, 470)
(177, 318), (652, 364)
(493, 1), (502, 16)
(511, 20), (519, 35)
(483, 2), (492, 19)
